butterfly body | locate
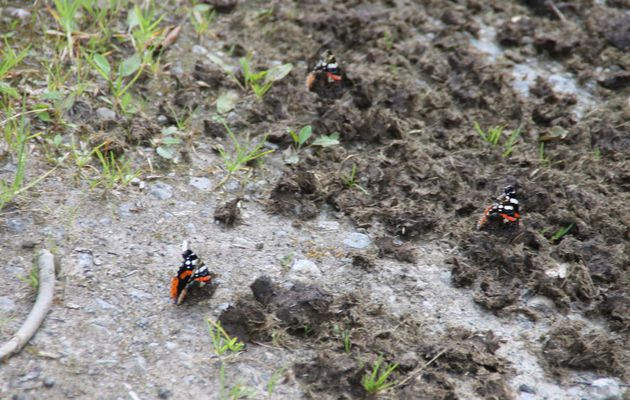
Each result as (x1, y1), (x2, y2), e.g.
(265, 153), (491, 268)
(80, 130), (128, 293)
(477, 185), (521, 230)
(170, 249), (212, 305)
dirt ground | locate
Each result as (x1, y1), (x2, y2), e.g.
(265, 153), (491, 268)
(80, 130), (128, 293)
(0, 0), (629, 399)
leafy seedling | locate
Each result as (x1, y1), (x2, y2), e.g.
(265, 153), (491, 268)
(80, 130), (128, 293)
(208, 320), (245, 357)
(285, 125), (312, 164)
(89, 148), (140, 190)
(342, 164), (369, 195)
(361, 356), (398, 394)
(189, 3), (216, 37)
(0, 40), (29, 98)
(215, 118), (274, 186)
(474, 122), (520, 158)
(154, 126), (184, 162)
(551, 224), (573, 243)
(87, 52), (143, 113)
(239, 54), (293, 99)
(312, 132), (340, 148)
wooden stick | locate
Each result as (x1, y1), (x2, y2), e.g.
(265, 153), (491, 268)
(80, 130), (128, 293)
(0, 250), (56, 362)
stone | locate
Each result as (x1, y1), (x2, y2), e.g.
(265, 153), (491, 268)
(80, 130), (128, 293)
(43, 378), (55, 388)
(6, 217), (30, 234)
(189, 177), (211, 191)
(0, 296), (17, 313)
(150, 183), (173, 200)
(343, 232), (371, 249)
(289, 259), (322, 282)
(588, 378), (622, 400)
(95, 298), (116, 310)
(519, 384), (536, 394)
(129, 289), (152, 300)
(158, 388), (172, 399)
(192, 45), (208, 55)
(96, 107), (116, 121)
(317, 220), (340, 231)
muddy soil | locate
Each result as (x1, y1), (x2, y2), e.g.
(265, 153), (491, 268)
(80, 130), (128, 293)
(1, 0), (629, 399)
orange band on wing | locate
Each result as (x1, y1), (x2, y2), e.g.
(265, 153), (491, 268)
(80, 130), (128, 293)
(499, 213), (518, 222)
(327, 72), (342, 81)
(194, 276), (211, 283)
(170, 277), (180, 301)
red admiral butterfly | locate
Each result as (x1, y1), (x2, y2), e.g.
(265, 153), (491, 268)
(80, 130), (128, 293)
(477, 185), (521, 230)
(170, 245), (212, 305)
(306, 49), (345, 98)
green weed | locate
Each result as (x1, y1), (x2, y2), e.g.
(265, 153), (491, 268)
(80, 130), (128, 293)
(87, 52), (143, 113)
(208, 320), (246, 357)
(18, 266), (39, 290)
(51, 0), (83, 58)
(189, 3), (216, 37)
(219, 363), (257, 399)
(342, 164), (369, 195)
(89, 147), (140, 189)
(285, 125), (312, 164)
(361, 356), (398, 395)
(539, 142), (550, 166)
(216, 119), (274, 184)
(266, 366), (287, 399)
(239, 54), (293, 99)
(342, 330), (351, 354)
(0, 40), (30, 99)
(551, 224), (573, 243)
(474, 122), (521, 158)
(128, 5), (165, 55)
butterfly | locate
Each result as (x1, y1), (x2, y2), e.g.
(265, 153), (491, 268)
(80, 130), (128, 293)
(170, 248), (212, 305)
(477, 185), (521, 230)
(306, 49), (344, 96)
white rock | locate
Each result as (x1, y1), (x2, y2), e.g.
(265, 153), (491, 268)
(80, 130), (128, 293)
(343, 232), (371, 249)
(317, 220), (340, 231)
(289, 259), (322, 282)
(588, 378), (622, 400)
(189, 177), (211, 191)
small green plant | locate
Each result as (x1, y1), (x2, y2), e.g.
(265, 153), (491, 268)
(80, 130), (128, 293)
(266, 367), (287, 399)
(218, 363), (257, 399)
(18, 266), (39, 290)
(1, 116), (40, 210)
(51, 0), (83, 58)
(0, 40), (29, 98)
(285, 125), (312, 164)
(128, 5), (165, 56)
(208, 320), (246, 356)
(239, 54), (293, 99)
(312, 132), (340, 148)
(89, 148), (140, 190)
(361, 356), (398, 395)
(216, 119), (274, 185)
(551, 223), (573, 243)
(474, 122), (521, 158)
(87, 52), (143, 113)
(539, 142), (550, 166)
(342, 330), (351, 354)
(189, 3), (216, 37)
(154, 126), (184, 162)
(342, 164), (369, 195)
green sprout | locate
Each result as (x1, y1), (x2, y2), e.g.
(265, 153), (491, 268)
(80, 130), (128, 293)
(189, 3), (216, 37)
(474, 122), (521, 158)
(0, 40), (29, 98)
(89, 147), (140, 190)
(87, 52), (143, 113)
(216, 119), (274, 185)
(208, 320), (246, 356)
(551, 224), (573, 243)
(342, 164), (369, 195)
(361, 356), (398, 394)
(239, 54), (293, 99)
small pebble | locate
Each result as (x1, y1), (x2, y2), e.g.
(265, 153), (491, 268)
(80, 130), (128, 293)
(519, 384), (536, 394)
(96, 107), (116, 121)
(43, 378), (55, 388)
(189, 177), (212, 191)
(150, 183), (173, 200)
(343, 232), (371, 249)
(158, 388), (172, 399)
